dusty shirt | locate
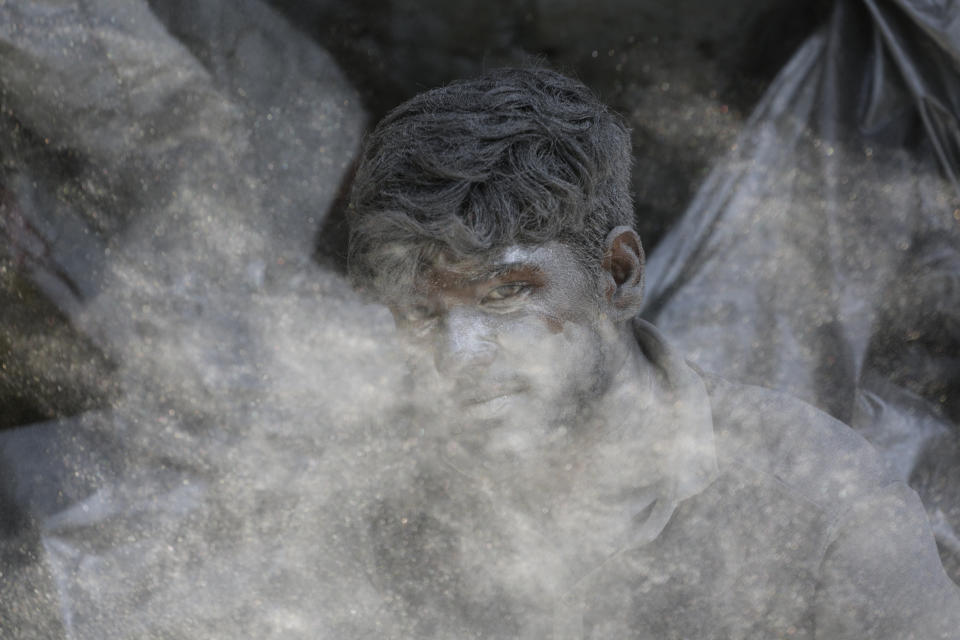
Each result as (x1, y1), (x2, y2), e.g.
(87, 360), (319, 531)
(582, 373), (960, 639)
(359, 322), (960, 639)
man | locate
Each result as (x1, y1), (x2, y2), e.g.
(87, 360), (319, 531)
(346, 68), (960, 638)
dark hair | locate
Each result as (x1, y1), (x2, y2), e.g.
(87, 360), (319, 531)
(347, 67), (634, 302)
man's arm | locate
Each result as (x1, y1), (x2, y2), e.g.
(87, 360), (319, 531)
(704, 374), (960, 638)
(815, 482), (960, 639)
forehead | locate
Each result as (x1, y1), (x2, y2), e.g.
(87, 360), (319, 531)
(371, 241), (593, 309)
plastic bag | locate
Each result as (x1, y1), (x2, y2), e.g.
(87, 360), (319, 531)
(644, 0), (960, 580)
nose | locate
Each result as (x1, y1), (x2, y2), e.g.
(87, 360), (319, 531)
(433, 306), (498, 376)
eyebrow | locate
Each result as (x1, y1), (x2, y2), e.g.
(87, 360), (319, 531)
(471, 262), (545, 283)
(424, 261), (545, 293)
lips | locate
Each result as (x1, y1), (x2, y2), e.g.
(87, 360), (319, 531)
(457, 394), (519, 424)
(464, 392), (517, 407)
(456, 383), (527, 407)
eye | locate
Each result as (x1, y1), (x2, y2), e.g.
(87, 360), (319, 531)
(481, 282), (530, 303)
(391, 303), (439, 333)
(403, 304), (436, 324)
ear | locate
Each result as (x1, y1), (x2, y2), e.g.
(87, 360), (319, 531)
(601, 225), (645, 321)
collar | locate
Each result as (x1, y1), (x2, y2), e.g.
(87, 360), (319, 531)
(631, 318), (718, 513)
(549, 319), (718, 639)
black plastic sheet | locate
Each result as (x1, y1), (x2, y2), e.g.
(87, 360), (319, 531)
(644, 0), (960, 580)
(1, 1), (385, 637)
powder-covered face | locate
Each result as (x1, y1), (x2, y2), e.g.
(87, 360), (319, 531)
(387, 242), (623, 453)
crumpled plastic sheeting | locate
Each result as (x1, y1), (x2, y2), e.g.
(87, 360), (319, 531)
(2, 0), (960, 638)
(643, 0), (960, 582)
(1, 0), (406, 638)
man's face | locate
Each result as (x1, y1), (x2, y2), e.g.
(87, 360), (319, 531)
(386, 242), (621, 450)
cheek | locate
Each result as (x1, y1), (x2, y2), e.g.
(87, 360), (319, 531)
(558, 324), (605, 376)
(490, 315), (566, 380)
(544, 315), (564, 334)
(501, 317), (604, 391)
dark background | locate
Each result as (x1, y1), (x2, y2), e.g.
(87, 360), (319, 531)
(2, 0), (833, 431)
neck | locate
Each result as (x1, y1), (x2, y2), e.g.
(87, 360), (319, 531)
(590, 319), (657, 429)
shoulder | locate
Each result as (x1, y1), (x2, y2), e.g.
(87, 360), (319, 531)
(700, 372), (897, 516)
